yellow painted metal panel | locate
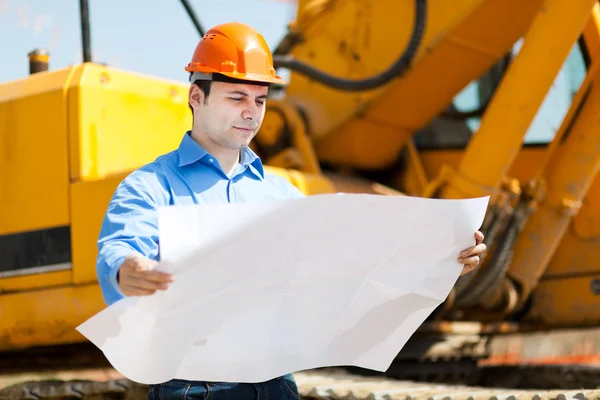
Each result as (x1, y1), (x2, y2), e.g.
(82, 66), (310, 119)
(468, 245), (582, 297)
(70, 173), (129, 284)
(583, 4), (600, 59)
(0, 68), (76, 235)
(572, 179), (600, 241)
(0, 270), (71, 294)
(528, 274), (600, 326)
(545, 227), (600, 277)
(315, 121), (411, 169)
(545, 172), (600, 277)
(67, 64), (192, 181)
(264, 166), (336, 195)
(418, 147), (548, 186)
(0, 283), (105, 351)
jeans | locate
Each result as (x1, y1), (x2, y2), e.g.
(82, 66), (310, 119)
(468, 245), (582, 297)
(147, 374), (301, 400)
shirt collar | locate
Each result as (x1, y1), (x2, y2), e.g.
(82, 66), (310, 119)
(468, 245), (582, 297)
(178, 131), (209, 167)
(240, 146), (265, 180)
(177, 131), (265, 180)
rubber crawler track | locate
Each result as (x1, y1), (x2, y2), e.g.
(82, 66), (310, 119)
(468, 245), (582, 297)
(1, 344), (600, 400)
(0, 379), (147, 400)
(2, 370), (600, 400)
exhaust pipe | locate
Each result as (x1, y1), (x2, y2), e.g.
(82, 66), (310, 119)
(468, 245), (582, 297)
(28, 48), (49, 74)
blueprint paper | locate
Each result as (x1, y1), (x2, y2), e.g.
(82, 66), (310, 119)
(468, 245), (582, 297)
(76, 193), (489, 384)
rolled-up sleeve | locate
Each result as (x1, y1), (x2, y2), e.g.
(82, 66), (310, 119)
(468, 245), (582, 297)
(96, 170), (165, 305)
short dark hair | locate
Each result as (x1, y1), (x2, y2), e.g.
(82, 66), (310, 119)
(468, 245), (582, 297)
(188, 72), (270, 113)
(188, 73), (213, 113)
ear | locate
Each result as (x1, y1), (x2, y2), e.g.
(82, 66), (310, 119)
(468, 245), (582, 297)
(188, 84), (203, 111)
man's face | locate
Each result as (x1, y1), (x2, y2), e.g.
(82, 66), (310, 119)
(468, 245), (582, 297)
(189, 80), (268, 150)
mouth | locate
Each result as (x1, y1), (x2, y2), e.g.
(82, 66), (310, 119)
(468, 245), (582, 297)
(234, 127), (255, 134)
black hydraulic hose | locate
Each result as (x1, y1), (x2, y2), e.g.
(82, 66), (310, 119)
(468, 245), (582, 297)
(272, 0), (427, 92)
(179, 0), (205, 37)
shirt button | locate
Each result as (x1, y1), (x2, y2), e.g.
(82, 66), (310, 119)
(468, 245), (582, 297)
(209, 158), (214, 163)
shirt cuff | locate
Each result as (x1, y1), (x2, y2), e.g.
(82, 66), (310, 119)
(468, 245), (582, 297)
(110, 254), (127, 297)
(101, 245), (135, 298)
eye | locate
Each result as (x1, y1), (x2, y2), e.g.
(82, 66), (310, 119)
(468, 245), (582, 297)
(256, 100), (265, 106)
(230, 97), (243, 102)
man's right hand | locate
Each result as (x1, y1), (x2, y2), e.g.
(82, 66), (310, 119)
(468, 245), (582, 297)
(118, 253), (174, 297)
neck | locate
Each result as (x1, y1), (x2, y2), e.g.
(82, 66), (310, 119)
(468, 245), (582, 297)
(190, 128), (240, 176)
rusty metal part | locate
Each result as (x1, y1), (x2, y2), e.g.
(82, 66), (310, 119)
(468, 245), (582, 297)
(394, 334), (489, 363)
(481, 327), (600, 367)
(417, 321), (520, 335)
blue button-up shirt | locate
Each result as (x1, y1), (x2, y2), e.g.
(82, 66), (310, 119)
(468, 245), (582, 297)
(96, 131), (305, 306)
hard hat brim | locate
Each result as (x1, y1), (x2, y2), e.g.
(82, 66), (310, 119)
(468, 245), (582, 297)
(187, 67), (287, 86)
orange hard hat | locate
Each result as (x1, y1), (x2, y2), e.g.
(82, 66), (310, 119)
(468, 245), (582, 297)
(185, 22), (286, 85)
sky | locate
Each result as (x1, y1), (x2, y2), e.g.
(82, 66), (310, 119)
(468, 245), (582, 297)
(0, 0), (587, 145)
(0, 0), (296, 84)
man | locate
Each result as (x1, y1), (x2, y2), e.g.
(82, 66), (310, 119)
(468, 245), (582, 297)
(96, 22), (486, 400)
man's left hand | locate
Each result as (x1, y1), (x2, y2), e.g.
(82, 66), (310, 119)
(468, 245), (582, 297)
(458, 231), (486, 276)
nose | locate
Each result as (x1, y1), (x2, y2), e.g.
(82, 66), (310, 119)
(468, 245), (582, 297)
(242, 109), (254, 120)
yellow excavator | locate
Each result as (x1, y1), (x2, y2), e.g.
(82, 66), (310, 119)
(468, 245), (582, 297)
(1, 0), (600, 397)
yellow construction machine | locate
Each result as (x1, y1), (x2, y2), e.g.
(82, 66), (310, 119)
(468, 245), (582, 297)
(1, 0), (600, 396)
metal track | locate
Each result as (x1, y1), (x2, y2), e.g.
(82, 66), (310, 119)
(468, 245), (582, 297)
(2, 369), (600, 400)
(0, 379), (146, 400)
(1, 343), (600, 400)
(346, 362), (600, 391)
(295, 369), (600, 400)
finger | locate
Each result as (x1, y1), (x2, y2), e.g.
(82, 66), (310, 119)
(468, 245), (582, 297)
(126, 262), (150, 274)
(460, 243), (487, 257)
(124, 254), (158, 271)
(122, 286), (157, 297)
(138, 270), (175, 283)
(473, 243), (487, 254)
(462, 255), (480, 267)
(124, 276), (171, 291)
(460, 245), (476, 257)
(475, 231), (484, 244)
(129, 263), (163, 278)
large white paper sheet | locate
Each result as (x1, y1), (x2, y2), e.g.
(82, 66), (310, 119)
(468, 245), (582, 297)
(77, 193), (489, 385)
